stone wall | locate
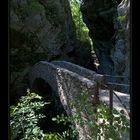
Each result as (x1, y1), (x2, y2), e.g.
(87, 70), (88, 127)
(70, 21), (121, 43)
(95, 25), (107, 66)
(52, 60), (104, 82)
(29, 60), (130, 139)
(29, 61), (104, 139)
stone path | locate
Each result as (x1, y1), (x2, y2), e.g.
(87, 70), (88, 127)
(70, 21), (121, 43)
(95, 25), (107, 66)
(99, 89), (130, 118)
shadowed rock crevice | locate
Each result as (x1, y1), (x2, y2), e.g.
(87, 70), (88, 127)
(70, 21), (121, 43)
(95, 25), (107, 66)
(80, 0), (130, 86)
(80, 0), (117, 74)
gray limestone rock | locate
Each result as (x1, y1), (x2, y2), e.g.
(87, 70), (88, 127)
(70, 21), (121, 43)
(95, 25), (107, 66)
(112, 0), (130, 82)
(29, 60), (130, 140)
(80, 0), (130, 87)
(10, 0), (76, 60)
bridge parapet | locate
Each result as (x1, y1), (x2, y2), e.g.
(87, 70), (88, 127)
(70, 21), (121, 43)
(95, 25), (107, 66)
(52, 60), (104, 83)
(29, 61), (103, 139)
(29, 61), (130, 139)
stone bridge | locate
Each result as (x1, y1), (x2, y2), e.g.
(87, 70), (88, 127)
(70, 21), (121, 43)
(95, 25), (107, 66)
(29, 61), (130, 140)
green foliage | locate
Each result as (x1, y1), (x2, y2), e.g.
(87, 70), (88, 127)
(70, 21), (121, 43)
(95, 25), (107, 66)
(70, 0), (93, 45)
(10, 89), (130, 140)
(10, 89), (77, 140)
(95, 103), (130, 140)
(52, 103), (130, 140)
(10, 89), (64, 140)
(44, 133), (63, 140)
(118, 28), (125, 33)
(117, 15), (126, 22)
(70, 90), (130, 140)
(52, 114), (79, 139)
(52, 90), (130, 139)
(10, 89), (49, 140)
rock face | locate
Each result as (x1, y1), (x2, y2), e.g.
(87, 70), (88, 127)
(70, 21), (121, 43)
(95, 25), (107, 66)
(10, 0), (93, 101)
(80, 0), (130, 85)
(10, 0), (76, 60)
(10, 0), (92, 65)
(81, 0), (117, 74)
(111, 0), (130, 84)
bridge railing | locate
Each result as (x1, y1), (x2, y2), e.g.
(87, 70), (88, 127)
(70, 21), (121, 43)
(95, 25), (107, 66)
(94, 80), (130, 120)
(103, 74), (130, 93)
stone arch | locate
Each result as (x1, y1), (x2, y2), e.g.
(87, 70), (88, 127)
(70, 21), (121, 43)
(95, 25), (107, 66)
(30, 77), (71, 134)
(29, 61), (102, 139)
(29, 61), (59, 97)
(31, 78), (53, 98)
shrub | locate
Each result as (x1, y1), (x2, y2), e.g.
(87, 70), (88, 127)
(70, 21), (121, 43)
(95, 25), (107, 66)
(68, 90), (130, 140)
(10, 89), (77, 140)
(10, 89), (49, 140)
(10, 89), (130, 140)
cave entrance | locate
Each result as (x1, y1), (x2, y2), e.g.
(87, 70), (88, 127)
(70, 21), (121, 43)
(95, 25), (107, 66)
(31, 78), (71, 134)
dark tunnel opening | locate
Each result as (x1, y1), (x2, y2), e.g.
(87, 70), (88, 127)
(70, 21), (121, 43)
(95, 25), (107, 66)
(30, 78), (77, 138)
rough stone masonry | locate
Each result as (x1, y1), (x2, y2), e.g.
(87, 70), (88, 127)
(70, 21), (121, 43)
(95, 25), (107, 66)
(29, 60), (130, 140)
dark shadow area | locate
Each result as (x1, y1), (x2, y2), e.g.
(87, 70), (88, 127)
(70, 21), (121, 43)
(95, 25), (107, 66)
(10, 73), (29, 106)
(31, 78), (77, 139)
